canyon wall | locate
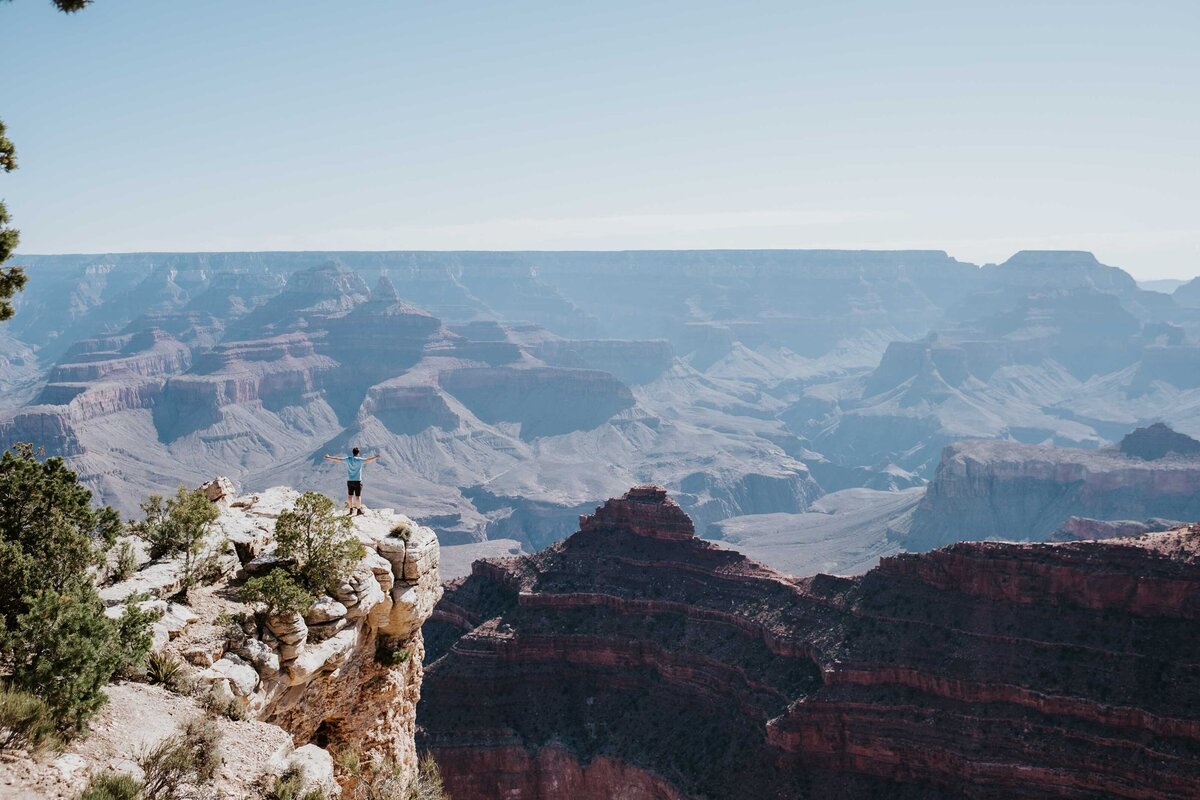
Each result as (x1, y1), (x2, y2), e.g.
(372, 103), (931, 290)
(907, 438), (1200, 549)
(419, 486), (1200, 799)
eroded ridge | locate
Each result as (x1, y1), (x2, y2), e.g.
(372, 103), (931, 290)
(419, 488), (1200, 799)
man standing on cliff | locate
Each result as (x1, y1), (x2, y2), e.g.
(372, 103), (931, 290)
(323, 447), (380, 516)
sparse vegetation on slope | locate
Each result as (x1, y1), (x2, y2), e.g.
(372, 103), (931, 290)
(0, 685), (59, 754)
(131, 487), (220, 592)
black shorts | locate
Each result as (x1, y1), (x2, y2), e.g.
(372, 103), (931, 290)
(347, 480), (362, 497)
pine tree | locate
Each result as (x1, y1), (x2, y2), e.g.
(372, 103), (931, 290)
(0, 444), (153, 733)
(0, 1), (97, 321)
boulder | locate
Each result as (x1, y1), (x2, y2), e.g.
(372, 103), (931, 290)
(345, 573), (385, 620)
(306, 618), (347, 642)
(287, 744), (339, 797)
(364, 550), (395, 593)
(183, 640), (225, 667)
(286, 628), (357, 684)
(210, 654), (260, 696)
(200, 476), (238, 506)
(159, 602), (199, 638)
(99, 559), (185, 606)
(304, 596), (348, 625)
(238, 638), (281, 676)
(267, 612), (308, 647)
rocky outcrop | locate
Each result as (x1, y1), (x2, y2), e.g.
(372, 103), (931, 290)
(89, 480), (439, 796)
(577, 484), (695, 540)
(906, 437), (1200, 549)
(1118, 422), (1200, 460)
(419, 486), (1200, 799)
(1050, 515), (1181, 541)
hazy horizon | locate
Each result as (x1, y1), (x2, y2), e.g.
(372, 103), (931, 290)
(10, 246), (1195, 283)
(3, 1), (1198, 279)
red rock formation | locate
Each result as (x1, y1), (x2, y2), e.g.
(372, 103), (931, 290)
(578, 485), (695, 540)
(419, 487), (1200, 799)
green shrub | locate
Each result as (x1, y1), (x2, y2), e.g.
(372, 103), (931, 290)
(0, 684), (59, 754)
(336, 749), (447, 800)
(275, 492), (365, 593)
(8, 590), (154, 732)
(374, 640), (411, 666)
(263, 763), (327, 800)
(130, 486), (219, 590)
(77, 772), (143, 800)
(240, 569), (314, 616)
(408, 753), (447, 800)
(110, 540), (138, 584)
(265, 763), (305, 800)
(138, 716), (222, 800)
(0, 443), (121, 630)
(388, 522), (412, 543)
(0, 445), (153, 734)
(145, 652), (185, 690)
(200, 689), (247, 722)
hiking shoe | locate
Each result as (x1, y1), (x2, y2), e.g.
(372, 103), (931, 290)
(356, 508), (365, 516)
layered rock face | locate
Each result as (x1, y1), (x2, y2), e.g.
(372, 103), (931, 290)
(419, 486), (1200, 799)
(907, 438), (1200, 549)
(0, 328), (188, 456)
(438, 366), (635, 440)
(9, 249), (1200, 574)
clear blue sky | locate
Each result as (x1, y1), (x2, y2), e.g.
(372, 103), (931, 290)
(2, 0), (1197, 278)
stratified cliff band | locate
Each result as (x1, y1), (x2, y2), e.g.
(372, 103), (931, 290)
(418, 486), (1200, 799)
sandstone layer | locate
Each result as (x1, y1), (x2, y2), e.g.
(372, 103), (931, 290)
(419, 486), (1200, 799)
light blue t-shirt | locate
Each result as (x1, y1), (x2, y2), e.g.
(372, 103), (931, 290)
(346, 455), (366, 481)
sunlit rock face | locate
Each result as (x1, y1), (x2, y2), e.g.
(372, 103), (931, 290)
(419, 486), (1200, 800)
(907, 437), (1200, 549)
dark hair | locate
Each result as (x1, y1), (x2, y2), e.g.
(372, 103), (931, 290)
(352, 447), (360, 456)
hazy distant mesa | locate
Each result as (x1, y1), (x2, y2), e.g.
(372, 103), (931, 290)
(2, 249), (1199, 576)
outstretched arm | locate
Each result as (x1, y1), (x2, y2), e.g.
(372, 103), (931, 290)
(323, 454), (344, 462)
(366, 454), (381, 463)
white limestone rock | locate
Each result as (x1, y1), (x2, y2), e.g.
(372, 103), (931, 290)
(286, 628), (357, 684)
(238, 638), (281, 675)
(159, 602), (199, 637)
(210, 654), (260, 696)
(287, 744), (340, 797)
(99, 559), (185, 606)
(305, 596), (348, 625)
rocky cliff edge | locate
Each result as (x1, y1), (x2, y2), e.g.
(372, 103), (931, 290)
(1, 477), (441, 799)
